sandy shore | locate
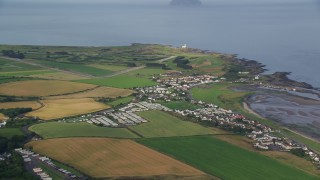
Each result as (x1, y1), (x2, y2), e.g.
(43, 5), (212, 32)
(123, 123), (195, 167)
(243, 102), (263, 118)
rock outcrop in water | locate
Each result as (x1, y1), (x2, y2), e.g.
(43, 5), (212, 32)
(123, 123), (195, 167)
(169, 0), (202, 6)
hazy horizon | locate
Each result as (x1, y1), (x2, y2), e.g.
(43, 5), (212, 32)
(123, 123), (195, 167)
(0, 0), (319, 87)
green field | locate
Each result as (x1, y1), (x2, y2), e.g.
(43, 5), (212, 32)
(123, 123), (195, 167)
(107, 96), (134, 107)
(29, 122), (138, 139)
(130, 110), (217, 137)
(160, 101), (200, 110)
(0, 58), (42, 72)
(138, 136), (319, 180)
(76, 75), (156, 88)
(31, 60), (114, 76)
(88, 64), (128, 71)
(125, 68), (165, 77)
(0, 128), (24, 139)
(0, 70), (54, 77)
(190, 83), (247, 108)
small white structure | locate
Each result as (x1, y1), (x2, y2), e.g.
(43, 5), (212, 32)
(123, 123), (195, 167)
(181, 44), (187, 49)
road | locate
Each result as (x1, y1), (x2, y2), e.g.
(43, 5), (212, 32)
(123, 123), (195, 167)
(157, 56), (176, 63)
(24, 154), (84, 180)
(100, 65), (146, 78)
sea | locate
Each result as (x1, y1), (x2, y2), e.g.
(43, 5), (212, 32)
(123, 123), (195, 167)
(0, 0), (319, 87)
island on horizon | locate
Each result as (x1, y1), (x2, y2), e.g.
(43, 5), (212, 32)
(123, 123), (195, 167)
(169, 0), (202, 6)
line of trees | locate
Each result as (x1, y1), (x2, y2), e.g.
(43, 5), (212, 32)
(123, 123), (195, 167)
(0, 108), (32, 118)
(173, 56), (193, 69)
(1, 50), (25, 59)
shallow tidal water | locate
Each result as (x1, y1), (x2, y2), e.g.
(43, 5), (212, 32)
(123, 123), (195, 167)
(248, 93), (320, 141)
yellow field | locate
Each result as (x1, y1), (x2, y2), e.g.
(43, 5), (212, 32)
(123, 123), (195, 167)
(26, 138), (206, 178)
(46, 87), (134, 100)
(0, 101), (42, 110)
(0, 80), (97, 97)
(27, 98), (109, 120)
(30, 72), (89, 80)
(0, 113), (7, 121)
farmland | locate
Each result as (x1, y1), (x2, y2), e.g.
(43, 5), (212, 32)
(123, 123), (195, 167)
(214, 134), (320, 176)
(77, 75), (156, 88)
(0, 101), (42, 110)
(29, 122), (138, 139)
(46, 87), (134, 100)
(0, 70), (54, 77)
(27, 98), (109, 120)
(0, 58), (43, 72)
(138, 136), (319, 180)
(30, 71), (88, 80)
(26, 138), (208, 179)
(29, 60), (114, 76)
(130, 110), (218, 137)
(190, 55), (225, 75)
(0, 80), (96, 97)
(88, 64), (128, 71)
(1, 44), (320, 179)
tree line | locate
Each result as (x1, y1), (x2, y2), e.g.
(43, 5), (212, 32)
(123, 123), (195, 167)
(2, 50), (25, 59)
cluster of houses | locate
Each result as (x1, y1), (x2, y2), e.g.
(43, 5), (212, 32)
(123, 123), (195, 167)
(106, 102), (171, 126)
(135, 85), (181, 102)
(157, 75), (218, 90)
(109, 112), (147, 126)
(15, 148), (79, 179)
(63, 102), (171, 127)
(145, 73), (320, 167)
(118, 102), (172, 112)
(173, 100), (320, 167)
(86, 115), (118, 127)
